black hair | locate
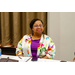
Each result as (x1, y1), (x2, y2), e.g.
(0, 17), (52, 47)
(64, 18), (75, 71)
(30, 19), (43, 29)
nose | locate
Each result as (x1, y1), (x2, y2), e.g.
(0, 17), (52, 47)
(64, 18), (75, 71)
(38, 26), (41, 28)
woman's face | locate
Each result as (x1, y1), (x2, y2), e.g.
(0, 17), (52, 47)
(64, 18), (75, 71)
(32, 20), (44, 35)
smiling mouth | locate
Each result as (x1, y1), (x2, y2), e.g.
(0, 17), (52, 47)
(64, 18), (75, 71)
(37, 29), (41, 31)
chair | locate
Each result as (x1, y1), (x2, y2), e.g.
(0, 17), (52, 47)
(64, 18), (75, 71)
(0, 47), (16, 56)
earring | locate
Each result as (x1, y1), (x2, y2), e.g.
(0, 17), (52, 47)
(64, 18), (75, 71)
(32, 30), (34, 35)
(42, 31), (44, 34)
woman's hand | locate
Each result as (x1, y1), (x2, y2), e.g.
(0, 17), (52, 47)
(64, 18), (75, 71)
(41, 55), (48, 59)
(18, 54), (23, 57)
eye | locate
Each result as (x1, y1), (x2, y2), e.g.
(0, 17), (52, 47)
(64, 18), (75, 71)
(39, 25), (43, 27)
(34, 25), (38, 27)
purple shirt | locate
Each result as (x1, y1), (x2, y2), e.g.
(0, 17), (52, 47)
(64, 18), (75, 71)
(31, 39), (40, 57)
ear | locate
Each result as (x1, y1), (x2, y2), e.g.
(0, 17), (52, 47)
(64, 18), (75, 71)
(32, 29), (33, 31)
(32, 27), (33, 30)
(43, 27), (44, 31)
(42, 31), (44, 34)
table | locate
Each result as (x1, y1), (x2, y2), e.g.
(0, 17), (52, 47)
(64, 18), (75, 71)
(1, 55), (31, 62)
(28, 58), (60, 62)
(0, 55), (69, 62)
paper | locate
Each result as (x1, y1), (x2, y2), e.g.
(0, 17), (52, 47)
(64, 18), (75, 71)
(28, 58), (60, 62)
(11, 56), (31, 62)
(2, 55), (31, 62)
(2, 55), (62, 62)
(28, 58), (47, 62)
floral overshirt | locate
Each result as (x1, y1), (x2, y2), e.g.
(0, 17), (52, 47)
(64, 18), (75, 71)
(16, 34), (56, 59)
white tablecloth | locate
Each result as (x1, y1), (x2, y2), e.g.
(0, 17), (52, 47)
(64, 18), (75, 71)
(1, 55), (62, 62)
(1, 55), (31, 62)
(28, 58), (60, 62)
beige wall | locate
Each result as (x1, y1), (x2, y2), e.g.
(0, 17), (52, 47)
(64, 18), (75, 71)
(47, 12), (75, 61)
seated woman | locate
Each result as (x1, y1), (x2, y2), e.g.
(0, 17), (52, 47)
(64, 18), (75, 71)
(16, 19), (56, 59)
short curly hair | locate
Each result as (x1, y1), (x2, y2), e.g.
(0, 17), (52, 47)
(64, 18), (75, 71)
(30, 19), (43, 29)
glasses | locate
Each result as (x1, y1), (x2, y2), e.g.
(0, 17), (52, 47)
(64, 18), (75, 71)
(33, 25), (43, 28)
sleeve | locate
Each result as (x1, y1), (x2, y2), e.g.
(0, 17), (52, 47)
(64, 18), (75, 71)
(16, 37), (23, 56)
(46, 38), (56, 59)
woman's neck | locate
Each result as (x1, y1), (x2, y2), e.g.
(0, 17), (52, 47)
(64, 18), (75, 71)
(32, 34), (42, 40)
(33, 33), (42, 37)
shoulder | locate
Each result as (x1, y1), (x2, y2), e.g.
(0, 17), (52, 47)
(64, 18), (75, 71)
(43, 34), (54, 42)
(43, 34), (51, 39)
(23, 34), (32, 39)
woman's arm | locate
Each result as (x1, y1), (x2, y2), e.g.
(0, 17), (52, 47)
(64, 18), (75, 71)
(18, 54), (23, 57)
(41, 55), (48, 59)
(46, 38), (56, 59)
(16, 37), (23, 56)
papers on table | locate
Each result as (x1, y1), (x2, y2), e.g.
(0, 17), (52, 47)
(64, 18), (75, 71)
(28, 58), (60, 62)
(8, 56), (31, 62)
(28, 58), (45, 62)
(2, 55), (63, 62)
(2, 55), (31, 62)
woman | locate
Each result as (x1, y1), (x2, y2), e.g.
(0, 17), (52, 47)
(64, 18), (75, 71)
(16, 19), (56, 59)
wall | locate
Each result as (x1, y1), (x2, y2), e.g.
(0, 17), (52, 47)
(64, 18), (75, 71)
(47, 12), (75, 61)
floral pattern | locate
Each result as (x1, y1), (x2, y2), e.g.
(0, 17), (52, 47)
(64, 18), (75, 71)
(16, 34), (56, 59)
